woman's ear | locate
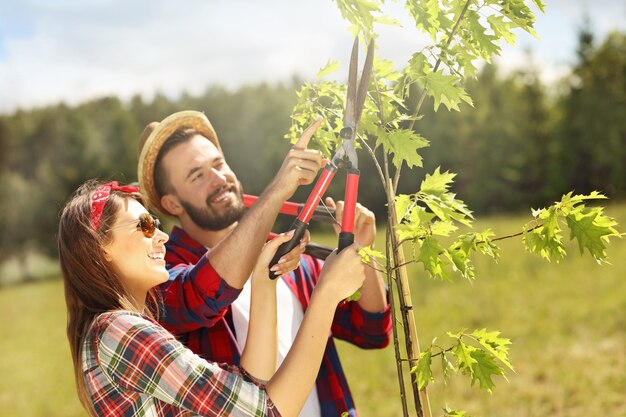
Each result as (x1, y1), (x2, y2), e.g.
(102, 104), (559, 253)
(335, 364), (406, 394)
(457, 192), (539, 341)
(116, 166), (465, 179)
(101, 245), (114, 262)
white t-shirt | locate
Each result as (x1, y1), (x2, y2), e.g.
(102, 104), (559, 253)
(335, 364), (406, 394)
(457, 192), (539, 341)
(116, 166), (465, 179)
(231, 278), (322, 417)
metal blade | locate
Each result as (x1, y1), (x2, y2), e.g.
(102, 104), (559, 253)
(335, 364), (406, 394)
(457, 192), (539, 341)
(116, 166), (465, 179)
(354, 39), (374, 125)
(344, 36), (359, 129)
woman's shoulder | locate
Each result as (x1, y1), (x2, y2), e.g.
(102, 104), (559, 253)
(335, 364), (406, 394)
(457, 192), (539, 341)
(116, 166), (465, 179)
(92, 310), (161, 339)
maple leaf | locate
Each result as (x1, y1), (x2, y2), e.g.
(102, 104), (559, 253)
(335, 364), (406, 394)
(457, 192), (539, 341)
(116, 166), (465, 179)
(431, 220), (458, 237)
(487, 15), (517, 45)
(423, 71), (473, 111)
(470, 328), (513, 371)
(317, 59), (341, 79)
(469, 349), (505, 393)
(417, 236), (450, 281)
(394, 194), (414, 222)
(441, 352), (455, 385)
(566, 208), (621, 262)
(451, 339), (477, 376)
(358, 245), (386, 265)
(445, 246), (474, 281)
(377, 129), (429, 169)
(523, 208), (566, 262)
(420, 167), (456, 195)
(411, 349), (434, 389)
(464, 9), (501, 60)
(443, 407), (473, 417)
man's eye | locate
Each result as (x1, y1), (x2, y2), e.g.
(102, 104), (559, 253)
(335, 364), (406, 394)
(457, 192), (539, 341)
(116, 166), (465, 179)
(192, 172), (203, 182)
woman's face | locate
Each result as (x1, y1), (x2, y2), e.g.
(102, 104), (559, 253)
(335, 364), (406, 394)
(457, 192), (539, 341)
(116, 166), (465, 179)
(103, 198), (169, 302)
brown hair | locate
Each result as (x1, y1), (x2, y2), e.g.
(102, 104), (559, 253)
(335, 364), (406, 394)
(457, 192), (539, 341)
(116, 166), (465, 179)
(57, 179), (161, 416)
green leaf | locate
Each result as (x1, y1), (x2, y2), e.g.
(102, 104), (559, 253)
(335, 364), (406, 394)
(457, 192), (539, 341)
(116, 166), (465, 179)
(487, 15), (517, 45)
(443, 407), (472, 417)
(423, 71), (473, 111)
(333, 0), (383, 37)
(469, 349), (505, 393)
(396, 205), (436, 242)
(523, 208), (566, 262)
(345, 287), (362, 302)
(377, 129), (429, 169)
(464, 9), (501, 60)
(470, 328), (514, 371)
(445, 245), (474, 281)
(417, 236), (450, 281)
(317, 59), (341, 79)
(411, 349), (434, 389)
(451, 339), (477, 375)
(394, 194), (414, 222)
(358, 245), (386, 265)
(420, 167), (456, 195)
(405, 0), (443, 41)
(420, 192), (473, 227)
(441, 352), (455, 385)
(431, 220), (458, 237)
(566, 208), (621, 263)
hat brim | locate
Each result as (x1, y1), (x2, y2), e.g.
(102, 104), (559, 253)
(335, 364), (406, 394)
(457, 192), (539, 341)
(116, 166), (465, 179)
(137, 111), (221, 216)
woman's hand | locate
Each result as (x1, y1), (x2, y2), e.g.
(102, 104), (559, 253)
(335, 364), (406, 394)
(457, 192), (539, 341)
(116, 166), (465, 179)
(253, 230), (302, 281)
(268, 230), (310, 277)
(315, 244), (366, 305)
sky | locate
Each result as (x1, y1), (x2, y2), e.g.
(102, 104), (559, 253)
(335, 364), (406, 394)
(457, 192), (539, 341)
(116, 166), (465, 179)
(0, 0), (625, 114)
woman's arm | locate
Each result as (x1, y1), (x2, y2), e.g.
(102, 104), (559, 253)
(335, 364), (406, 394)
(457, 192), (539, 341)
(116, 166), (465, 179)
(240, 231), (298, 381)
(266, 244), (366, 417)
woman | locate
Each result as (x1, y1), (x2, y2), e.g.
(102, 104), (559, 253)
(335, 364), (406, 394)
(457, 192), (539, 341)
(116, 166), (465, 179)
(58, 179), (365, 417)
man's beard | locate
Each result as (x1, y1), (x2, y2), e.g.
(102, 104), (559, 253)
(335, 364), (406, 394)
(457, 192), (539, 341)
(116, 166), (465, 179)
(179, 182), (246, 231)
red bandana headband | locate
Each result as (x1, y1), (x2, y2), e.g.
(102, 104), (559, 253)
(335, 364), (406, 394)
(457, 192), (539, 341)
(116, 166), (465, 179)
(90, 181), (139, 231)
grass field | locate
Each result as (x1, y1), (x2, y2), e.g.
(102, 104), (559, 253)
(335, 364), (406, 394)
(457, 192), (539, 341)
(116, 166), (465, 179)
(1, 204), (625, 417)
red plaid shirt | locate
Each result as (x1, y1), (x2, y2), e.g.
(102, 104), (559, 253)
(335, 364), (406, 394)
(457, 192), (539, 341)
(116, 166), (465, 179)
(158, 226), (392, 417)
(83, 311), (281, 416)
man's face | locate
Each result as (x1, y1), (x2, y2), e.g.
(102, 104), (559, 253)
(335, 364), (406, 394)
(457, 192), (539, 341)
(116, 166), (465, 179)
(162, 135), (245, 231)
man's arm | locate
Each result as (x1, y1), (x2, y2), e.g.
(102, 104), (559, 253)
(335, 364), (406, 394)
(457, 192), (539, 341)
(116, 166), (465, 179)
(208, 118), (324, 289)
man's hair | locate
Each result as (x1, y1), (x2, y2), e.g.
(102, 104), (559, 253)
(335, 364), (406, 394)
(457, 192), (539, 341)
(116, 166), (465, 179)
(153, 128), (201, 198)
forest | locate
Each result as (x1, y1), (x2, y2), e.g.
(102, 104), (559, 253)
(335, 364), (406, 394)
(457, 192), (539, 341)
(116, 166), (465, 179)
(1, 28), (624, 284)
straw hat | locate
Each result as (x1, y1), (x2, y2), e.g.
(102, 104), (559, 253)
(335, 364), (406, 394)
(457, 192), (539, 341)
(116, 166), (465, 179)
(137, 111), (221, 216)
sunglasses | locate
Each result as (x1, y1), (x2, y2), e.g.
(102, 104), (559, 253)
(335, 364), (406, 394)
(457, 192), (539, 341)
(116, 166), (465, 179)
(106, 213), (161, 238)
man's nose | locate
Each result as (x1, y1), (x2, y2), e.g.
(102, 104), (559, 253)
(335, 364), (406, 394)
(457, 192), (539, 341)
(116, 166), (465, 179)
(209, 167), (227, 187)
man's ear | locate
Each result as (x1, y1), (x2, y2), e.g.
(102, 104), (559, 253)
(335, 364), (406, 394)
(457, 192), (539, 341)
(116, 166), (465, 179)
(161, 194), (183, 217)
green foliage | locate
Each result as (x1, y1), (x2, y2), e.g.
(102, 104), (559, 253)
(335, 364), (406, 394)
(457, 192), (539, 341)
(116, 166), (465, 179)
(359, 245), (386, 265)
(442, 407), (473, 417)
(292, 2), (621, 415)
(411, 328), (512, 394)
(333, 0), (399, 38)
(523, 192), (622, 263)
(412, 348), (434, 389)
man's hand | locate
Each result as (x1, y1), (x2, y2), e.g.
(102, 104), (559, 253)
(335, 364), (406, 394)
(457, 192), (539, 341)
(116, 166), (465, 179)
(324, 197), (376, 247)
(268, 117), (325, 202)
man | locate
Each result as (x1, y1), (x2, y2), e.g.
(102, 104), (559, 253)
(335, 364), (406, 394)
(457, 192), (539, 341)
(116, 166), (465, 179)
(137, 110), (391, 417)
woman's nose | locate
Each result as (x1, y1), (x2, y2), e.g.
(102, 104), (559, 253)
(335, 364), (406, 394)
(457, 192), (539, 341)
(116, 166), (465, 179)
(153, 228), (169, 244)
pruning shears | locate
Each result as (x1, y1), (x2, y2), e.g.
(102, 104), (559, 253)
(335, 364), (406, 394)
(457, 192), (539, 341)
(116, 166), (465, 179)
(268, 36), (374, 279)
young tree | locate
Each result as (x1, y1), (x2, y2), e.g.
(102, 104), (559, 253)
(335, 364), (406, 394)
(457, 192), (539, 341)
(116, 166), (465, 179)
(285, 1), (621, 416)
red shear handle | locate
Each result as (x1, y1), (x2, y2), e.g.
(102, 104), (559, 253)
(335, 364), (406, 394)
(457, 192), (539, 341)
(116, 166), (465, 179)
(297, 164), (337, 223)
(268, 164), (338, 279)
(338, 170), (359, 252)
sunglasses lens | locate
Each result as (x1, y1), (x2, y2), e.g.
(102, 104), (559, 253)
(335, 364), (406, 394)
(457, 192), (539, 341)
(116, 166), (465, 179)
(138, 213), (160, 238)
